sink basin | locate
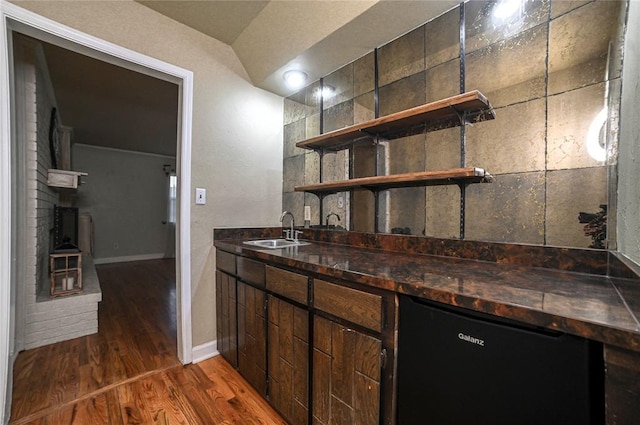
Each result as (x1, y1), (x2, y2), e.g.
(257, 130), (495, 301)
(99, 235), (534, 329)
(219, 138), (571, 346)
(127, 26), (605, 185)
(243, 239), (311, 249)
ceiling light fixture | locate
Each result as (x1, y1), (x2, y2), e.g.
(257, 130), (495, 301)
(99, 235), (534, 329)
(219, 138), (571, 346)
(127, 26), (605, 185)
(283, 70), (308, 89)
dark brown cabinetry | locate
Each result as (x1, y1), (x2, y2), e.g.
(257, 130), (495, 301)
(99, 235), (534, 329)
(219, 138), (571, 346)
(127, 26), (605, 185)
(266, 266), (310, 424)
(312, 279), (385, 425)
(215, 250), (394, 424)
(266, 266), (309, 305)
(237, 280), (267, 396)
(268, 295), (310, 425)
(215, 270), (237, 367)
(604, 345), (640, 424)
(314, 279), (383, 333)
(312, 316), (382, 425)
(216, 240), (640, 425)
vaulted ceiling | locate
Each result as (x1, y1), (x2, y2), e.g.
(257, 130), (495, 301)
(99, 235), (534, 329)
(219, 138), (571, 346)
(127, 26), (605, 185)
(135, 0), (459, 95)
(37, 1), (459, 156)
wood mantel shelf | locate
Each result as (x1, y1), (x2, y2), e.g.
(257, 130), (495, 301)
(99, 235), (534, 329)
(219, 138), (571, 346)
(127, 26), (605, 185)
(47, 169), (88, 189)
(296, 90), (495, 151)
(295, 168), (494, 195)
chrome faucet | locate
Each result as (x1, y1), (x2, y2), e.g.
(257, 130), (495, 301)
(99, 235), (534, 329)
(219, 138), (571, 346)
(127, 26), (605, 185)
(280, 211), (296, 241)
(326, 212), (341, 227)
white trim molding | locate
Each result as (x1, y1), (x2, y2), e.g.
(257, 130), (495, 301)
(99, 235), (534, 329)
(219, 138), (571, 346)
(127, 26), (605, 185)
(0, 3), (14, 422)
(0, 3), (194, 420)
(191, 341), (219, 364)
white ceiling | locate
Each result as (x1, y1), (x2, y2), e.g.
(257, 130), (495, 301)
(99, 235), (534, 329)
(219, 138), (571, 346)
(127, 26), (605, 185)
(38, 0), (459, 156)
(135, 0), (459, 95)
(41, 41), (180, 157)
(136, 0), (271, 45)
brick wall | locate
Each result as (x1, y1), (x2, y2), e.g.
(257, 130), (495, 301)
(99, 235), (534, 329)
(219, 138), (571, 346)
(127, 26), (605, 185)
(14, 35), (100, 349)
(33, 45), (58, 296)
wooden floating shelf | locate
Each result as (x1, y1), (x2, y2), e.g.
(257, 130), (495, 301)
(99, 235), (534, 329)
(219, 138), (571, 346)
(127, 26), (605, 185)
(295, 168), (494, 195)
(296, 90), (495, 151)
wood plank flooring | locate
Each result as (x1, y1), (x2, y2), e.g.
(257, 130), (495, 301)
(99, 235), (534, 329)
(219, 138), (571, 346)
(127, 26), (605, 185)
(10, 259), (286, 424)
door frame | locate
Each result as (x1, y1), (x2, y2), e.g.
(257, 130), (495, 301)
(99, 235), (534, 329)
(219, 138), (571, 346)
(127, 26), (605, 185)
(0, 3), (194, 420)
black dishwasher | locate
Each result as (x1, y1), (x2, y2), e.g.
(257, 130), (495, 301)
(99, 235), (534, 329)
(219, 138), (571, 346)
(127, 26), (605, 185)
(397, 295), (604, 425)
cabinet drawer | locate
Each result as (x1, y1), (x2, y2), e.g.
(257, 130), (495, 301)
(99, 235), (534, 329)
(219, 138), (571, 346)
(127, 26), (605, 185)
(266, 266), (308, 305)
(238, 257), (265, 287)
(216, 250), (236, 275)
(314, 279), (382, 333)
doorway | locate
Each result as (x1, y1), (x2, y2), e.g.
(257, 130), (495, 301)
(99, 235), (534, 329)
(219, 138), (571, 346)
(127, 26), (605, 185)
(0, 5), (194, 420)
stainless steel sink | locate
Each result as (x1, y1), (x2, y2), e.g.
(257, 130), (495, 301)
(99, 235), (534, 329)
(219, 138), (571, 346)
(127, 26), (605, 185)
(243, 239), (311, 249)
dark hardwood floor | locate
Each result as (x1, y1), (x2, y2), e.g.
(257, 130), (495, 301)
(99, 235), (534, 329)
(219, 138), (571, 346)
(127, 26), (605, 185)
(10, 259), (286, 424)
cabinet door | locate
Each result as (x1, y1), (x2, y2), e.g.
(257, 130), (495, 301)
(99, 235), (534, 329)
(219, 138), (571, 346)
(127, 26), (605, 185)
(312, 316), (382, 425)
(268, 295), (309, 425)
(605, 345), (640, 423)
(237, 281), (267, 396)
(215, 270), (237, 367)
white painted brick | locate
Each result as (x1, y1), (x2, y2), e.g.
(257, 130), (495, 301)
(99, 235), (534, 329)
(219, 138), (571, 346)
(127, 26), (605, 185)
(18, 38), (104, 350)
(26, 311), (96, 332)
(26, 302), (97, 323)
(25, 326), (97, 350)
(26, 319), (98, 342)
(25, 321), (98, 349)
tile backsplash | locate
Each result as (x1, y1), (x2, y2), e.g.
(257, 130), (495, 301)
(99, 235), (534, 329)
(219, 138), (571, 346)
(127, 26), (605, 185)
(283, 0), (627, 249)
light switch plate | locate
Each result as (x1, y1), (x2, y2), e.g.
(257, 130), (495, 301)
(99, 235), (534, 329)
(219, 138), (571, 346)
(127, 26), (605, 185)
(304, 206), (311, 221)
(195, 188), (206, 205)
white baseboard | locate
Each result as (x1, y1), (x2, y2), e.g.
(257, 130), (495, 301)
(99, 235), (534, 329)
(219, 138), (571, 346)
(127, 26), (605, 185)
(192, 340), (219, 364)
(93, 253), (167, 265)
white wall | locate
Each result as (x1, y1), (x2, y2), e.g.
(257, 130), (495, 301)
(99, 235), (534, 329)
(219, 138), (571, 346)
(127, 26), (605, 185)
(6, 0), (284, 349)
(73, 144), (177, 262)
(618, 0), (640, 266)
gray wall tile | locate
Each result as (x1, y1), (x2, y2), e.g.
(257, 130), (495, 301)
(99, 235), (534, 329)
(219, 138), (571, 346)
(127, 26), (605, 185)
(466, 172), (545, 244)
(283, 119), (306, 158)
(283, 154), (305, 193)
(426, 127), (461, 170)
(466, 99), (546, 174)
(546, 167), (608, 247)
(379, 71), (426, 116)
(323, 63), (354, 110)
(378, 25), (426, 87)
(426, 6), (460, 69)
(282, 0), (626, 249)
(354, 52), (375, 97)
(547, 82), (607, 170)
(354, 91), (375, 124)
(466, 25), (547, 108)
(465, 0), (549, 53)
(323, 100), (354, 133)
(426, 59), (460, 103)
(548, 1), (623, 95)
(426, 185), (461, 239)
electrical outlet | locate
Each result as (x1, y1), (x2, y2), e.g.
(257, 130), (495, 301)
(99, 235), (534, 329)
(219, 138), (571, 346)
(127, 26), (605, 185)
(196, 188), (206, 205)
(337, 196), (344, 208)
(304, 206), (311, 221)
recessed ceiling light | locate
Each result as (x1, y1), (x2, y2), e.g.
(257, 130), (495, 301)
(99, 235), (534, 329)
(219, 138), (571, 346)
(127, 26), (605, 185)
(283, 70), (308, 89)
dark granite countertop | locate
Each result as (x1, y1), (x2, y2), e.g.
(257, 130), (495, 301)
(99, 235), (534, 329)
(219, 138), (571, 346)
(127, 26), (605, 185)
(214, 232), (640, 353)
